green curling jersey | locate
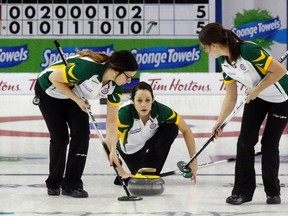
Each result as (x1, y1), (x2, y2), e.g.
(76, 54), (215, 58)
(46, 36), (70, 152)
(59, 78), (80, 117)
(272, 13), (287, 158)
(37, 56), (123, 106)
(117, 100), (180, 154)
(219, 42), (288, 103)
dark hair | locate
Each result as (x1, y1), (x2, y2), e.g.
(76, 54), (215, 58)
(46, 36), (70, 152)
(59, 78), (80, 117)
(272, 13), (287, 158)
(130, 81), (154, 101)
(77, 49), (138, 72)
(107, 50), (138, 72)
(198, 22), (244, 63)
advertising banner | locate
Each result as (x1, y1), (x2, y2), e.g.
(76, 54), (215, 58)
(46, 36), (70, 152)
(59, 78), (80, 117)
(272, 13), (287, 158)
(220, 0), (288, 68)
(0, 72), (248, 95)
(140, 72), (246, 95)
(0, 39), (207, 77)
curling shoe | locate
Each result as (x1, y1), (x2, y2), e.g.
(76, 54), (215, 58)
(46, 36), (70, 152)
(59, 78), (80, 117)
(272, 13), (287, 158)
(47, 188), (60, 196)
(226, 194), (252, 205)
(62, 188), (88, 198)
(266, 195), (281, 204)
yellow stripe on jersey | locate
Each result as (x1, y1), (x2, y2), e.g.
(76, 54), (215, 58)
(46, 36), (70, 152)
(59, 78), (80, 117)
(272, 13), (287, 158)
(175, 114), (180, 125)
(255, 65), (268, 76)
(221, 70), (236, 85)
(67, 64), (78, 81)
(254, 56), (272, 76)
(167, 110), (176, 120)
(264, 56), (273, 71)
(118, 130), (126, 144)
(224, 79), (236, 85)
(61, 67), (68, 83)
(252, 50), (265, 62)
(108, 93), (122, 106)
(107, 100), (120, 107)
(118, 120), (129, 143)
(118, 119), (129, 128)
(116, 93), (122, 99)
(50, 64), (66, 69)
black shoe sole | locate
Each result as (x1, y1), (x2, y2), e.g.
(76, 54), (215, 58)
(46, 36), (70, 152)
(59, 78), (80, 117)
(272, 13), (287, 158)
(62, 189), (88, 198)
(267, 196), (281, 204)
(47, 188), (60, 196)
(226, 196), (252, 205)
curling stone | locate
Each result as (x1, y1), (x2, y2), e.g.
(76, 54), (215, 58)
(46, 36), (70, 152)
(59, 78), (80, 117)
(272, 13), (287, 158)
(128, 173), (165, 196)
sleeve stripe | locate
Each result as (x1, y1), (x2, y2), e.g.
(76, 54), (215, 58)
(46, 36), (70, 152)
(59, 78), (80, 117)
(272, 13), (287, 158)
(61, 67), (68, 83)
(252, 50), (265, 62)
(167, 110), (176, 120)
(108, 100), (120, 106)
(67, 65), (78, 81)
(224, 79), (236, 85)
(264, 56), (273, 71)
(175, 114), (180, 125)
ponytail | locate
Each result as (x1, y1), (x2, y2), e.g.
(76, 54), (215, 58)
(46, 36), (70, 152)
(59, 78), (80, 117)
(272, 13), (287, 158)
(76, 49), (110, 63)
(199, 23), (244, 63)
(225, 29), (244, 62)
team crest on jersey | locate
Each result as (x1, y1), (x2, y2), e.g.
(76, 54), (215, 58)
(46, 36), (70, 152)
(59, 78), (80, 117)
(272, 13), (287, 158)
(150, 123), (157, 129)
(101, 87), (109, 95)
(98, 82), (111, 97)
(240, 64), (246, 70)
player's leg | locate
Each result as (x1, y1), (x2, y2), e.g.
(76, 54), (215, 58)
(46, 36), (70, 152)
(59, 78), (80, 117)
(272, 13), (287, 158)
(227, 98), (267, 204)
(261, 99), (288, 204)
(61, 100), (90, 198)
(143, 123), (179, 174)
(35, 81), (69, 195)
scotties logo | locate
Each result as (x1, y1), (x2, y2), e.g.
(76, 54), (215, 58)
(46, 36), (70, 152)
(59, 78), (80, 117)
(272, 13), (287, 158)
(231, 9), (287, 49)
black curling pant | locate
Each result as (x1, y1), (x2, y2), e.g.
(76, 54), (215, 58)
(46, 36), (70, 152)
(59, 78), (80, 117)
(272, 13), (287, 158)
(118, 123), (179, 175)
(232, 98), (288, 198)
(35, 81), (90, 190)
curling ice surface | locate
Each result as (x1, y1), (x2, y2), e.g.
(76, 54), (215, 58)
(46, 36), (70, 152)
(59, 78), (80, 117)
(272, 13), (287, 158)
(0, 95), (287, 215)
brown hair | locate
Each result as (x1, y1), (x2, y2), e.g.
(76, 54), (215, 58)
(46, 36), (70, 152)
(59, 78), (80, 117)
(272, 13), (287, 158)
(198, 23), (244, 63)
(76, 49), (109, 63)
(76, 49), (138, 72)
(130, 81), (154, 101)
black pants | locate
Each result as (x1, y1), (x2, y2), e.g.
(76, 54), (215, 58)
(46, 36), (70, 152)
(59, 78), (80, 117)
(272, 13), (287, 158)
(232, 97), (288, 198)
(35, 81), (90, 190)
(118, 123), (179, 175)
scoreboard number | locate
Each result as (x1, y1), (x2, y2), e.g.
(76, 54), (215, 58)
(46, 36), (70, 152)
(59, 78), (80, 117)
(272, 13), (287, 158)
(0, 1), (209, 37)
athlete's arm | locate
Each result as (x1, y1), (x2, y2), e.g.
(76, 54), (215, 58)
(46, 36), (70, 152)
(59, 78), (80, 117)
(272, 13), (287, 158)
(247, 59), (287, 102)
(106, 102), (132, 178)
(178, 116), (198, 182)
(106, 103), (122, 163)
(213, 81), (238, 137)
(49, 68), (89, 112)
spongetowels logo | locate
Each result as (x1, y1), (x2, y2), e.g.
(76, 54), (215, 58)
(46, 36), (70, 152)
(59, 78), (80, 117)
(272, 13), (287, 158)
(232, 9), (287, 49)
(41, 45), (115, 69)
(0, 45), (29, 68)
(231, 17), (281, 40)
(131, 45), (201, 70)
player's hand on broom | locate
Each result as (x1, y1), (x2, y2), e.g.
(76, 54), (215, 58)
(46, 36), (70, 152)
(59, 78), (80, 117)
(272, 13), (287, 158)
(245, 87), (260, 104)
(75, 97), (90, 112)
(189, 159), (198, 183)
(212, 123), (223, 140)
(109, 149), (133, 179)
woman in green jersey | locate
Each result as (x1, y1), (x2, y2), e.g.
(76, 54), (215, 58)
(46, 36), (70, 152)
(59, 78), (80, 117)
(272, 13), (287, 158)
(199, 23), (288, 205)
(116, 81), (198, 182)
(34, 49), (138, 198)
